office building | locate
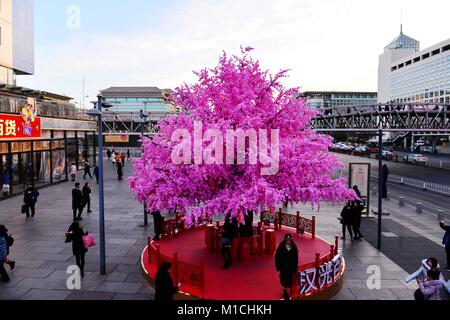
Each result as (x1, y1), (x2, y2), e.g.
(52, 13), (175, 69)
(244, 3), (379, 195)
(0, 0), (34, 85)
(378, 27), (450, 104)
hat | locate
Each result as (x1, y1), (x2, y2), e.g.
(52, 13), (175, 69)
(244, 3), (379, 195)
(284, 234), (293, 240)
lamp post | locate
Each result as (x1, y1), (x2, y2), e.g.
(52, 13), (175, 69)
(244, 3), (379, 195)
(139, 109), (149, 227)
(87, 95), (107, 275)
(377, 129), (383, 250)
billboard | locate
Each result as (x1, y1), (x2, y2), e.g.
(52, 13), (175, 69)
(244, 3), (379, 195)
(105, 135), (129, 143)
(0, 113), (41, 140)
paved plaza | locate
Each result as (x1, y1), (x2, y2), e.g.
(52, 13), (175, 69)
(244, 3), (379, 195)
(0, 160), (448, 300)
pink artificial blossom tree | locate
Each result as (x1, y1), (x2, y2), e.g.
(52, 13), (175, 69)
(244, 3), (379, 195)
(130, 47), (355, 223)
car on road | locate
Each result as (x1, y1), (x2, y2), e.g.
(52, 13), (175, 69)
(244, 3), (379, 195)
(403, 154), (429, 165)
(382, 150), (394, 160)
(353, 146), (368, 155)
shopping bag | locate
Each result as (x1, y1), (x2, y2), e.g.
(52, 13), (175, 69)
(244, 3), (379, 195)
(21, 204), (27, 214)
(83, 235), (96, 249)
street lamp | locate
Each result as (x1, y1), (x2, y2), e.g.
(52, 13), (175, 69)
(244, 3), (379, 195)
(86, 94), (110, 275)
(138, 110), (149, 227)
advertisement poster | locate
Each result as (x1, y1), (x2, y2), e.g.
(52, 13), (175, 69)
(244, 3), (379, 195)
(349, 163), (371, 214)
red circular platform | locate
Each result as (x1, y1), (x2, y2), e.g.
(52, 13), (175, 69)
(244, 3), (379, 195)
(141, 225), (345, 300)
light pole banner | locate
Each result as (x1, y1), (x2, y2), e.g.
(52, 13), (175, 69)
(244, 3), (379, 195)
(349, 163), (371, 213)
(105, 135), (129, 143)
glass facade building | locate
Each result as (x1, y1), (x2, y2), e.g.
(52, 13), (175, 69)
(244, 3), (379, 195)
(0, 88), (97, 199)
(390, 41), (450, 104)
(303, 91), (378, 109)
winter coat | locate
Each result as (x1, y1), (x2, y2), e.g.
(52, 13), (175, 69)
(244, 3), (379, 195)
(70, 165), (77, 174)
(72, 188), (83, 209)
(405, 259), (445, 283)
(419, 280), (444, 300)
(2, 174), (11, 185)
(275, 241), (299, 275)
(0, 237), (8, 261)
(23, 187), (39, 205)
(82, 186), (91, 201)
(93, 167), (100, 177)
(155, 270), (179, 301)
(340, 205), (353, 225)
(440, 222), (450, 246)
(66, 227), (87, 256)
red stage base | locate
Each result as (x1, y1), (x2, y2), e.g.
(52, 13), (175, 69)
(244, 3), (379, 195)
(141, 224), (345, 300)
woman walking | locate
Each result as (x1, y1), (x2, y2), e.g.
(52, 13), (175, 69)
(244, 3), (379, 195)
(275, 234), (299, 300)
(65, 222), (88, 277)
(155, 261), (181, 301)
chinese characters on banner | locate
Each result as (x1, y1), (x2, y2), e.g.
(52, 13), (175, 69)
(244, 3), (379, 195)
(0, 113), (42, 140)
(298, 254), (343, 296)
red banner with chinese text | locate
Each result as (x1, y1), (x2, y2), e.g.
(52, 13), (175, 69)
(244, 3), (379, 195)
(0, 113), (42, 140)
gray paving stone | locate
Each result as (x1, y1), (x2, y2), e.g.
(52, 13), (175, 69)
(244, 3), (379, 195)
(113, 293), (154, 300)
(20, 289), (72, 300)
(66, 291), (115, 300)
(0, 288), (31, 300)
(106, 272), (129, 282)
(96, 282), (143, 294)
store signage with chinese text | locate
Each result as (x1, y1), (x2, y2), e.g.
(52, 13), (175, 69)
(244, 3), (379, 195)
(0, 113), (42, 140)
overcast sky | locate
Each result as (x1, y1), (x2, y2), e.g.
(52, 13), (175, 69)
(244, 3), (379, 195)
(20, 0), (450, 107)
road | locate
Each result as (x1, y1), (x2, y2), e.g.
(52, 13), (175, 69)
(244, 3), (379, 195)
(335, 153), (450, 186)
(335, 152), (450, 217)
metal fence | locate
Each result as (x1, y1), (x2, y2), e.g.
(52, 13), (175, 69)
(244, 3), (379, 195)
(389, 174), (450, 196)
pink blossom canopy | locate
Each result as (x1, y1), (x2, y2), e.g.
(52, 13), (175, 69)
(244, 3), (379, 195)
(130, 47), (355, 222)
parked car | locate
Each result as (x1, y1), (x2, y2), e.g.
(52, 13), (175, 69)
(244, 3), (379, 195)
(382, 150), (394, 160)
(403, 154), (429, 165)
(420, 146), (433, 153)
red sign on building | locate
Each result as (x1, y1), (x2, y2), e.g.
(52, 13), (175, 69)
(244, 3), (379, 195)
(0, 113), (42, 140)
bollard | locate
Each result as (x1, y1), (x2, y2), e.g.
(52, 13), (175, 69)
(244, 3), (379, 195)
(386, 192), (390, 201)
(440, 161), (443, 169)
(399, 197), (405, 207)
(416, 203), (423, 214)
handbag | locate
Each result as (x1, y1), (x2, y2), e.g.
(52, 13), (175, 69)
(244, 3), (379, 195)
(21, 204), (27, 214)
(83, 235), (96, 249)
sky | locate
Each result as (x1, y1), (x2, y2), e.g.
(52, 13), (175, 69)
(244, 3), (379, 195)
(20, 0), (450, 108)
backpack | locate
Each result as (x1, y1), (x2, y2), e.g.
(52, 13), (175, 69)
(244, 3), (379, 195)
(7, 235), (14, 247)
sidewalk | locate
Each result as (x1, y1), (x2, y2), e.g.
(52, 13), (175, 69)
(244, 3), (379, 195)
(0, 160), (443, 300)
(0, 160), (154, 300)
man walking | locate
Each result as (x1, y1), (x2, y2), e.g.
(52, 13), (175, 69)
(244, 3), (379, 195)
(72, 183), (84, 221)
(82, 182), (93, 214)
(83, 162), (93, 179)
(439, 220), (450, 271)
(23, 183), (39, 219)
(93, 164), (100, 185)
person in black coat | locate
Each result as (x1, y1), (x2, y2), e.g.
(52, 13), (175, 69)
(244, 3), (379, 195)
(82, 183), (93, 213)
(151, 211), (164, 241)
(221, 214), (237, 270)
(117, 162), (123, 181)
(23, 183), (39, 219)
(240, 211), (254, 238)
(275, 234), (299, 300)
(340, 202), (354, 241)
(439, 220), (450, 271)
(83, 162), (93, 179)
(65, 222), (88, 277)
(351, 186), (364, 240)
(155, 261), (180, 301)
(72, 183), (84, 221)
